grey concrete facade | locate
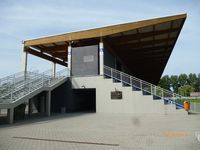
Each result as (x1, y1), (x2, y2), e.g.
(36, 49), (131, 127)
(71, 45), (99, 76)
(71, 76), (187, 115)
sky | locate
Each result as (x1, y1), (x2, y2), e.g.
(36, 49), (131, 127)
(0, 0), (199, 77)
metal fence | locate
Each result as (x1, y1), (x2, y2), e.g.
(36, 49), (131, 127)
(104, 65), (184, 108)
(0, 68), (69, 104)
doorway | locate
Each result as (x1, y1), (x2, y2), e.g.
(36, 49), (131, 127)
(73, 89), (96, 112)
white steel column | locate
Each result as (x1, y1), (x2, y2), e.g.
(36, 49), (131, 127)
(22, 50), (28, 81)
(52, 62), (56, 78)
(24, 52), (28, 73)
(21, 45), (28, 73)
(99, 42), (104, 75)
(67, 44), (72, 74)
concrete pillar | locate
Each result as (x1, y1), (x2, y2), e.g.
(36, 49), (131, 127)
(99, 42), (104, 75)
(46, 91), (51, 116)
(40, 95), (45, 114)
(28, 98), (33, 116)
(7, 108), (14, 124)
(52, 62), (56, 78)
(67, 44), (72, 74)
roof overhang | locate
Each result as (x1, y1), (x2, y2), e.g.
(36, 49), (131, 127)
(23, 13), (186, 84)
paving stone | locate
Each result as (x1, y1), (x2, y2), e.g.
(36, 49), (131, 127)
(0, 113), (200, 150)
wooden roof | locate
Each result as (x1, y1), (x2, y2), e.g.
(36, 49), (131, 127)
(24, 13), (186, 84)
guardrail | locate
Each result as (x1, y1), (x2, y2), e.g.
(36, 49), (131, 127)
(104, 65), (184, 108)
(0, 70), (39, 87)
(0, 71), (41, 97)
(0, 68), (70, 104)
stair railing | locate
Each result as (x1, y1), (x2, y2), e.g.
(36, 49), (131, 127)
(0, 71), (24, 87)
(2, 73), (49, 102)
(0, 70), (39, 87)
(44, 68), (70, 86)
(0, 68), (70, 104)
(104, 65), (183, 107)
(0, 71), (40, 97)
(0, 71), (47, 102)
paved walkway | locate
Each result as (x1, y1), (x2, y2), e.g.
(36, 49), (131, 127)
(0, 113), (200, 150)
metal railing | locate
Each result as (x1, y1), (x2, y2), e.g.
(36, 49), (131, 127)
(104, 65), (184, 108)
(0, 71), (40, 96)
(0, 70), (39, 87)
(0, 68), (69, 104)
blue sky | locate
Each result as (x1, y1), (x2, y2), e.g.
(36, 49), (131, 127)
(0, 0), (199, 77)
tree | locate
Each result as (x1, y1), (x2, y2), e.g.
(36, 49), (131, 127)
(196, 73), (200, 92)
(178, 85), (195, 96)
(159, 73), (200, 93)
(178, 74), (188, 87)
(170, 75), (179, 93)
(188, 73), (198, 91)
(158, 75), (171, 91)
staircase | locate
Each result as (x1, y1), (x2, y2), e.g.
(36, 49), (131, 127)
(103, 65), (184, 110)
(0, 69), (69, 109)
(71, 66), (186, 114)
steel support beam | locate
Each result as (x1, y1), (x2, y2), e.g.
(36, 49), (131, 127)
(25, 47), (68, 67)
(99, 42), (104, 75)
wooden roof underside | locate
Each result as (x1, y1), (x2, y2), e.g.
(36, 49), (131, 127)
(24, 14), (186, 84)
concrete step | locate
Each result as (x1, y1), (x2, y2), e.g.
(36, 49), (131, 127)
(72, 76), (187, 115)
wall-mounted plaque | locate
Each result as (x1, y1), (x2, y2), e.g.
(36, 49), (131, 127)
(83, 55), (94, 62)
(111, 90), (122, 99)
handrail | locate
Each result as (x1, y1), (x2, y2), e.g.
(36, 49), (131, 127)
(0, 71), (50, 94)
(0, 68), (70, 104)
(0, 74), (48, 99)
(104, 65), (183, 106)
(4, 77), (50, 103)
(0, 71), (39, 88)
(56, 68), (70, 77)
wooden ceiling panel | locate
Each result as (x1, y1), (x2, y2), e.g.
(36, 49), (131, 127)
(107, 27), (180, 45)
(138, 25), (153, 33)
(173, 19), (182, 28)
(114, 45), (173, 55)
(38, 44), (68, 52)
(24, 47), (68, 67)
(113, 38), (176, 50)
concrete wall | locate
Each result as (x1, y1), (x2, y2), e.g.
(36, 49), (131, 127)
(50, 80), (96, 113)
(51, 80), (77, 113)
(71, 45), (99, 76)
(51, 82), (68, 113)
(71, 76), (186, 115)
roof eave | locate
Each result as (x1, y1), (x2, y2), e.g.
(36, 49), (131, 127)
(24, 13), (187, 47)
